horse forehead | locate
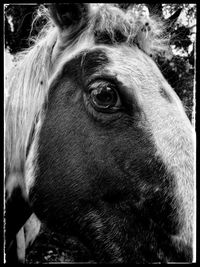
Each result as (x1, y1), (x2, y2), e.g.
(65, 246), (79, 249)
(49, 44), (164, 108)
(104, 46), (157, 76)
(56, 44), (155, 79)
(89, 45), (164, 92)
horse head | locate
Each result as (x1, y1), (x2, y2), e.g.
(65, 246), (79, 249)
(5, 3), (195, 263)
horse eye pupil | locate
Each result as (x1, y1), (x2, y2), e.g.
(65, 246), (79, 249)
(97, 88), (112, 102)
(92, 86), (117, 108)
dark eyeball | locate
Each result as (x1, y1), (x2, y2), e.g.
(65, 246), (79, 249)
(89, 81), (121, 112)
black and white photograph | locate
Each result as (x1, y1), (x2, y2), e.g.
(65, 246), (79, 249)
(4, 3), (196, 264)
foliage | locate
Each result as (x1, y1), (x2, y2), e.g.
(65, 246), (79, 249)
(160, 4), (196, 122)
(4, 4), (196, 122)
(4, 4), (46, 54)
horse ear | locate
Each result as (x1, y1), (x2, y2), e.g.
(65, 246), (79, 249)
(48, 3), (89, 32)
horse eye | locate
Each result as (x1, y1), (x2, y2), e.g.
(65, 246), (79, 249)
(89, 82), (121, 112)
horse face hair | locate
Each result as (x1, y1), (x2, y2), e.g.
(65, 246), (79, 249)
(5, 3), (195, 264)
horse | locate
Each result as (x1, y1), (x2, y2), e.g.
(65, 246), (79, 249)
(5, 3), (195, 263)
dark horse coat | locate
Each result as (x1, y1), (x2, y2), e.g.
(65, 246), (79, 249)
(5, 3), (195, 263)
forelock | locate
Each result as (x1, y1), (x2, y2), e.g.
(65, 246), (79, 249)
(88, 4), (169, 57)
